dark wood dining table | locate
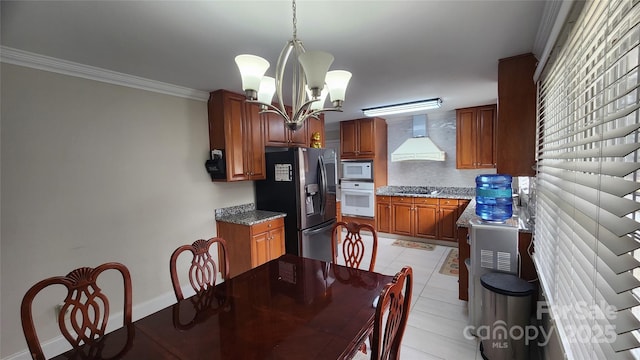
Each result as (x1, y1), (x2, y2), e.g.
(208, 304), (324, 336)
(51, 254), (393, 360)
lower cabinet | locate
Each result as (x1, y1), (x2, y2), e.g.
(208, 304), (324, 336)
(341, 215), (376, 229)
(216, 217), (285, 278)
(382, 196), (469, 242)
(439, 199), (470, 241)
(391, 197), (439, 239)
(376, 196), (392, 233)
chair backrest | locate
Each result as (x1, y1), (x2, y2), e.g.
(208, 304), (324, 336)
(20, 262), (132, 360)
(370, 266), (413, 360)
(169, 237), (229, 301)
(331, 221), (378, 272)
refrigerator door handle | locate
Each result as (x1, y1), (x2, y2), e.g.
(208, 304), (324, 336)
(318, 155), (328, 216)
(304, 224), (331, 236)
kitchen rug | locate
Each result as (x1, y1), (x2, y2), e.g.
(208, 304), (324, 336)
(439, 248), (459, 276)
(391, 240), (435, 251)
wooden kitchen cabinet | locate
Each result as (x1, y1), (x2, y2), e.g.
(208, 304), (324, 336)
(250, 219), (285, 268)
(497, 53), (537, 176)
(340, 117), (386, 159)
(376, 196), (392, 233)
(263, 110), (308, 147)
(391, 197), (414, 236)
(208, 89), (266, 181)
(456, 105), (496, 169)
(438, 199), (460, 241)
(386, 196), (467, 242)
(414, 198), (438, 239)
(458, 227), (470, 301)
(391, 197), (440, 239)
(339, 117), (388, 187)
(306, 116), (325, 148)
(216, 217), (285, 278)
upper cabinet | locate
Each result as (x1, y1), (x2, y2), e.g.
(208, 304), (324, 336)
(263, 111), (307, 147)
(208, 90), (327, 181)
(340, 117), (388, 186)
(497, 53), (537, 176)
(264, 111), (325, 148)
(456, 105), (497, 169)
(306, 116), (325, 148)
(208, 89), (266, 181)
(340, 117), (386, 159)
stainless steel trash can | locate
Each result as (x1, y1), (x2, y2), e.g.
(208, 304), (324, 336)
(480, 272), (536, 360)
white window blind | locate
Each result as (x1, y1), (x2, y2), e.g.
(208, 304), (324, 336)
(535, 0), (640, 359)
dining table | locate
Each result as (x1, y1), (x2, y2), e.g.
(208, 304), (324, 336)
(51, 253), (393, 360)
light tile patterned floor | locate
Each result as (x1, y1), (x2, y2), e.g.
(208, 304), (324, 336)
(338, 234), (482, 360)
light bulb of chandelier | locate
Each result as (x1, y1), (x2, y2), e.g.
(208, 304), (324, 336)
(306, 86), (329, 111)
(325, 70), (352, 107)
(257, 76), (276, 107)
(235, 54), (270, 100)
(298, 51), (334, 98)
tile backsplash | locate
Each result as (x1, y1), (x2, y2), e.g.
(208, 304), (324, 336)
(386, 111), (495, 187)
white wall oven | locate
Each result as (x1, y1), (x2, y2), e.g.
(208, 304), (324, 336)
(341, 160), (373, 181)
(340, 181), (375, 218)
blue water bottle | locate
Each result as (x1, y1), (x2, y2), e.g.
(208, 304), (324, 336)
(475, 174), (513, 222)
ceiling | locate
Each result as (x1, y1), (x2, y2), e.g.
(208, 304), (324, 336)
(1, 0), (548, 128)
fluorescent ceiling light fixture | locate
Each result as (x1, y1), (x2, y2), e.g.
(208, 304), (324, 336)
(362, 98), (442, 117)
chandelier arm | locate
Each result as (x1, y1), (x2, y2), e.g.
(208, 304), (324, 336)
(302, 107), (344, 122)
(290, 98), (322, 124)
(292, 40), (307, 116)
(246, 100), (290, 120)
(276, 41), (294, 114)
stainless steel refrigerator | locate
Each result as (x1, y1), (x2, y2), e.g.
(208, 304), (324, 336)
(255, 147), (337, 262)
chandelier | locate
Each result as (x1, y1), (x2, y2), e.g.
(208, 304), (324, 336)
(234, 0), (352, 131)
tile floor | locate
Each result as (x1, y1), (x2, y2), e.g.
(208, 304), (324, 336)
(337, 234), (483, 360)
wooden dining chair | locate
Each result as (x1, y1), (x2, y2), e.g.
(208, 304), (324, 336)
(331, 221), (378, 272)
(20, 262), (133, 360)
(370, 266), (413, 360)
(169, 237), (229, 301)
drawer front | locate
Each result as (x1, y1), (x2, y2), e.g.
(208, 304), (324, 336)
(391, 196), (414, 204)
(439, 198), (460, 207)
(414, 197), (439, 205)
(377, 195), (391, 203)
(252, 217), (284, 234)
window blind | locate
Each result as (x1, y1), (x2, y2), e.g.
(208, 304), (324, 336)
(535, 0), (640, 359)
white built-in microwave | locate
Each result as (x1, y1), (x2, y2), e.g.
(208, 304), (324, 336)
(341, 160), (373, 181)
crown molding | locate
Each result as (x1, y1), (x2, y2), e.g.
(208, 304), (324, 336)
(0, 46), (209, 101)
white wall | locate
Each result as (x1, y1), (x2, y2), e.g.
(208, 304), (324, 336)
(0, 63), (255, 358)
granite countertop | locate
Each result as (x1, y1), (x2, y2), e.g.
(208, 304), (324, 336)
(215, 203), (286, 226)
(376, 186), (475, 199)
(456, 198), (533, 233)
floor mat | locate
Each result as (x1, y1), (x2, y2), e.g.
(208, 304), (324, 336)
(391, 240), (435, 251)
(439, 248), (459, 276)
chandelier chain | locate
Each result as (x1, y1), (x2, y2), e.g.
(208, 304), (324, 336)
(292, 0), (297, 39)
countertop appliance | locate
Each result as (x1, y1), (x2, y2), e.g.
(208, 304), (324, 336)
(340, 160), (373, 181)
(255, 147), (337, 263)
(467, 218), (519, 335)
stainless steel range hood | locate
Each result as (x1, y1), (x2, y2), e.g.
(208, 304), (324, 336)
(391, 115), (445, 162)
